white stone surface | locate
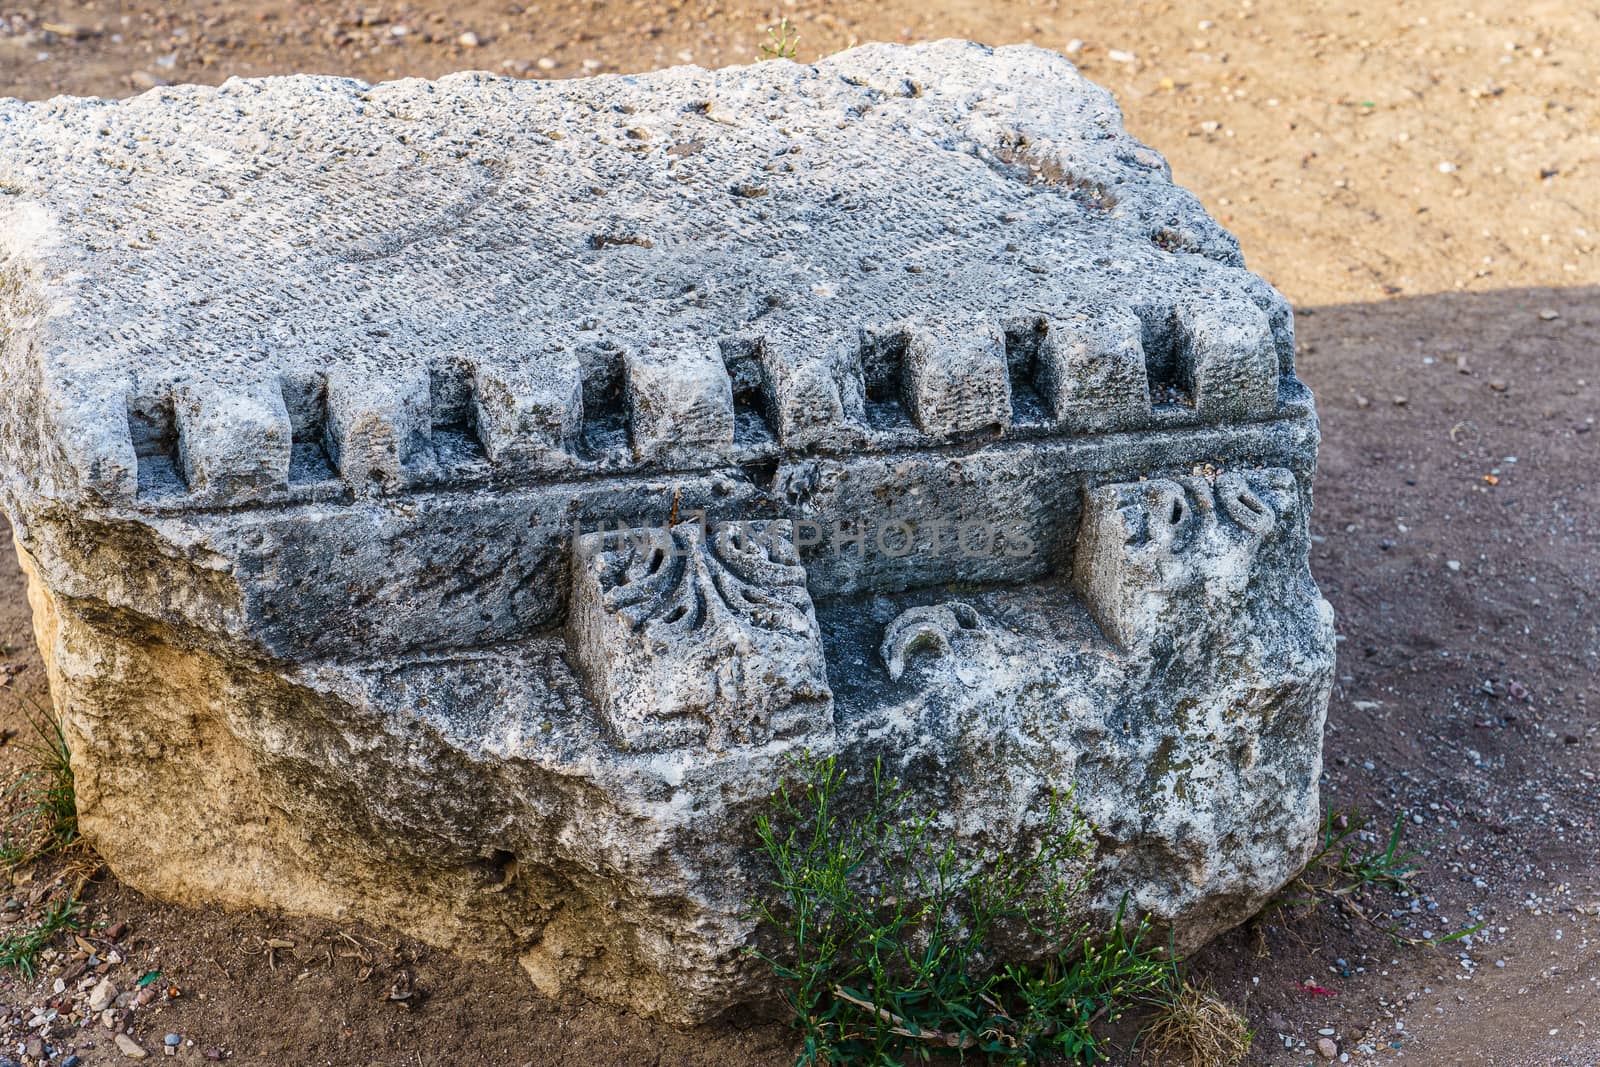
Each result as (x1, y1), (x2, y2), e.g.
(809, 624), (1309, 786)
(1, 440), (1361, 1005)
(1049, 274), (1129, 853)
(0, 39), (1282, 507)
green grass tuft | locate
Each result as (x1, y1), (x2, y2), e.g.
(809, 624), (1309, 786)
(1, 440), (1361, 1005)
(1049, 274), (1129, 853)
(1, 695), (79, 870)
(1309, 807), (1422, 894)
(759, 18), (801, 61)
(0, 896), (82, 979)
(749, 755), (1179, 1065)
(1280, 807), (1483, 947)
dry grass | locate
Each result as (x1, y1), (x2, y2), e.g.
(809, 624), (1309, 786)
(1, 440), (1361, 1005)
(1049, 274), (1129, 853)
(1141, 981), (1253, 1067)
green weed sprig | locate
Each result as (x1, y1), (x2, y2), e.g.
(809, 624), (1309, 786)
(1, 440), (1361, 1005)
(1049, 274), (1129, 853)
(749, 755), (1177, 1065)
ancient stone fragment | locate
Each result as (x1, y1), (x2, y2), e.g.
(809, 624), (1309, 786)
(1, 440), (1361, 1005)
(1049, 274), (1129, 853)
(1030, 304), (1151, 432)
(470, 348), (584, 463)
(899, 315), (1012, 438)
(0, 41), (1334, 1024)
(879, 601), (985, 681)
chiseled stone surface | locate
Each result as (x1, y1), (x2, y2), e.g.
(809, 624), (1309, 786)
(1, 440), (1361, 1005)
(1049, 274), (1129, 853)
(0, 40), (1334, 1023)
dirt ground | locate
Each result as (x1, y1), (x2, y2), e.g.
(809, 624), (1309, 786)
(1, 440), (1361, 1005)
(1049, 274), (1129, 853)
(1, 1), (1597, 1065)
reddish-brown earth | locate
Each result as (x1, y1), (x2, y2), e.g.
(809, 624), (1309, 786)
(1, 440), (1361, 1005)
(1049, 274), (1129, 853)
(1, 2), (1596, 1064)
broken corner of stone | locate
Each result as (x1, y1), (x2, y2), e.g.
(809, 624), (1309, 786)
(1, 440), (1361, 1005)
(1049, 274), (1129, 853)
(0, 41), (1334, 1024)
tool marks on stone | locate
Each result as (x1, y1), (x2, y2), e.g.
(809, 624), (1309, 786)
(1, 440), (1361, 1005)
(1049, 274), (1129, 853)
(1, 41), (1302, 509)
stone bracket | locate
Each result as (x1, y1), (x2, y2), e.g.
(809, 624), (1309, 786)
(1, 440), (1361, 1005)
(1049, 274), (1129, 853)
(567, 519), (833, 750)
(1073, 467), (1299, 649)
(622, 341), (735, 462)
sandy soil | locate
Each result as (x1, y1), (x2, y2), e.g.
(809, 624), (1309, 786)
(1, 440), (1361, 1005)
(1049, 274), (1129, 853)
(0, 1), (1597, 1064)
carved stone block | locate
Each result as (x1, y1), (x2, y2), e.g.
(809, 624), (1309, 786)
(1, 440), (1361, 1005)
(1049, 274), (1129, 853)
(901, 316), (1012, 437)
(1074, 467), (1299, 649)
(1178, 298), (1281, 421)
(322, 365), (432, 489)
(1034, 305), (1151, 433)
(622, 342), (736, 462)
(879, 601), (986, 680)
(471, 349), (584, 463)
(569, 521), (832, 750)
(172, 379), (293, 500)
(0, 42), (1333, 1026)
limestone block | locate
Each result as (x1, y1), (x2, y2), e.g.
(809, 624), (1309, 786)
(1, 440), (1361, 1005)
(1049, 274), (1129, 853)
(53, 387), (141, 504)
(901, 316), (1012, 438)
(622, 342), (735, 462)
(322, 365), (432, 489)
(757, 326), (862, 451)
(1034, 305), (1151, 433)
(172, 380), (293, 500)
(1177, 298), (1281, 421)
(471, 349), (584, 463)
(0, 41), (1332, 1025)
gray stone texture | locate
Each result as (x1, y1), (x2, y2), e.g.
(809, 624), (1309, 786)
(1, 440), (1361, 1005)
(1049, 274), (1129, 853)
(0, 40), (1334, 1023)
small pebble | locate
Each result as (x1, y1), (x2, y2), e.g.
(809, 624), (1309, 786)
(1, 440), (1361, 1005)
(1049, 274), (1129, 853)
(115, 1032), (149, 1060)
(42, 21), (95, 39)
(89, 976), (119, 1012)
(1317, 1037), (1339, 1059)
(165, 1033), (183, 1046)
